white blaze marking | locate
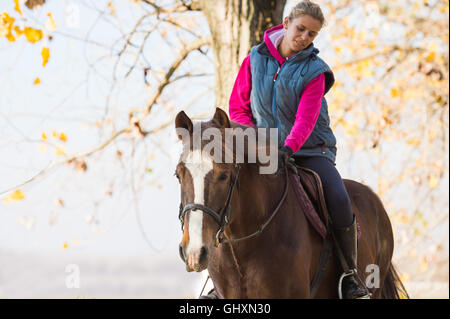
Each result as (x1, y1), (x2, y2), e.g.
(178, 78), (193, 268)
(185, 149), (213, 256)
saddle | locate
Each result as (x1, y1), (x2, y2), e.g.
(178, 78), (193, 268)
(287, 161), (361, 241)
(288, 163), (328, 240)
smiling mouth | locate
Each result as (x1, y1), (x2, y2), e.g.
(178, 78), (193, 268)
(294, 40), (304, 48)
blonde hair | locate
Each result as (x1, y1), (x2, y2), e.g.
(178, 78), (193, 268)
(288, 1), (326, 27)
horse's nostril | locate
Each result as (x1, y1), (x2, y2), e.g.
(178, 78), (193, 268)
(199, 246), (207, 263)
(179, 244), (186, 263)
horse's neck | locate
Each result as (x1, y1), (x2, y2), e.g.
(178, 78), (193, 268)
(228, 164), (285, 238)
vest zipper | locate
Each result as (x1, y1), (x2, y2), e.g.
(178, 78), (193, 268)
(272, 64), (283, 136)
(273, 66), (281, 82)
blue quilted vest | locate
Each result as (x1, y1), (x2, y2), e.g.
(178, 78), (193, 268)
(250, 42), (337, 163)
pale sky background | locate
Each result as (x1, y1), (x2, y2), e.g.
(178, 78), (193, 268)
(0, 0), (448, 298)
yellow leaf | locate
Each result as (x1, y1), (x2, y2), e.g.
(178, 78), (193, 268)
(59, 132), (67, 142)
(14, 0), (23, 15)
(6, 32), (15, 42)
(425, 52), (435, 62)
(34, 77), (41, 85)
(0, 24), (7, 38)
(407, 137), (420, 146)
(108, 1), (116, 15)
(24, 27), (43, 43)
(63, 241), (68, 249)
(428, 175), (438, 188)
(11, 189), (25, 201)
(14, 26), (23, 36)
(3, 189), (25, 204)
(391, 88), (400, 98)
(54, 146), (65, 156)
(51, 130), (57, 138)
(45, 13), (57, 31)
(41, 132), (47, 140)
(41, 47), (50, 67)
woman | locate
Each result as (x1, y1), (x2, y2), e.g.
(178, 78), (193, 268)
(229, 1), (369, 299)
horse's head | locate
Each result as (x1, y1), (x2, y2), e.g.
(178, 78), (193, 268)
(175, 108), (242, 272)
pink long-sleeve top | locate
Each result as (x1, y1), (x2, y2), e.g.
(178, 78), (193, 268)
(229, 24), (325, 153)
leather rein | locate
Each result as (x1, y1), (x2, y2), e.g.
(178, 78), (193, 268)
(178, 164), (290, 247)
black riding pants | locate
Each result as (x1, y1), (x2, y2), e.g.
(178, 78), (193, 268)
(293, 156), (354, 229)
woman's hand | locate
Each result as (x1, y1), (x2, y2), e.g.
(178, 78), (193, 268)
(277, 145), (293, 172)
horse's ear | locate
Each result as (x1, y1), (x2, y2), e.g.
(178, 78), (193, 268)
(175, 110), (193, 140)
(212, 107), (230, 128)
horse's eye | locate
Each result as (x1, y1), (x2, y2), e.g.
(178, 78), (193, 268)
(218, 173), (228, 181)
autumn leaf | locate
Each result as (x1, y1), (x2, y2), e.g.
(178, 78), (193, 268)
(63, 241), (68, 249)
(25, 0), (46, 10)
(425, 52), (435, 62)
(59, 132), (67, 142)
(391, 88), (400, 98)
(3, 189), (26, 204)
(54, 146), (65, 156)
(14, 0), (23, 15)
(45, 12), (57, 31)
(41, 47), (50, 66)
(1, 12), (17, 41)
(428, 175), (438, 188)
(108, 1), (116, 15)
(33, 77), (41, 85)
(407, 137), (420, 146)
(24, 27), (43, 43)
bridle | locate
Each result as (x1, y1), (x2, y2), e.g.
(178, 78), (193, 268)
(178, 163), (290, 247)
(179, 163), (241, 247)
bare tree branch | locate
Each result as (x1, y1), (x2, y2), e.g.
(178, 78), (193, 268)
(144, 36), (211, 115)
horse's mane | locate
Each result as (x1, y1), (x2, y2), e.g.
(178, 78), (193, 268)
(197, 119), (278, 173)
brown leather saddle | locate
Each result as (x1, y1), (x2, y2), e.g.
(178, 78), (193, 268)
(288, 164), (329, 240)
(288, 162), (361, 241)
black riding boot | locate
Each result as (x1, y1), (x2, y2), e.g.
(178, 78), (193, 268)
(333, 216), (371, 299)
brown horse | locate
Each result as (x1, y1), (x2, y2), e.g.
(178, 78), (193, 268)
(175, 107), (408, 299)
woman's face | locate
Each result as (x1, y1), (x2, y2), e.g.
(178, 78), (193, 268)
(283, 14), (322, 52)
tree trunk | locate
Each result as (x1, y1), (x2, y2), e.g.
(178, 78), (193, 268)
(199, 0), (286, 110)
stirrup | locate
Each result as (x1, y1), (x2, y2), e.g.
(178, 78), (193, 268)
(338, 269), (372, 299)
(198, 289), (218, 299)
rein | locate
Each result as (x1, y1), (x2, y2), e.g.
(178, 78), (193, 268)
(178, 163), (290, 247)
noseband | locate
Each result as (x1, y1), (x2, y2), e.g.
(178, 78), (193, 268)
(178, 164), (241, 247)
(178, 163), (290, 247)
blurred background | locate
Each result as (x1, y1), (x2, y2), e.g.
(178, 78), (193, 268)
(0, 0), (448, 298)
